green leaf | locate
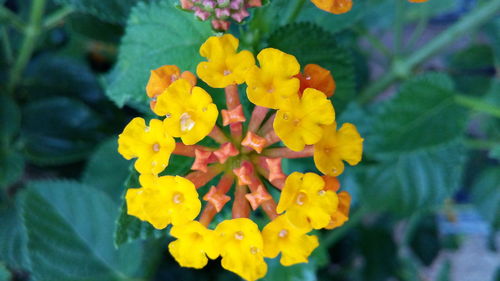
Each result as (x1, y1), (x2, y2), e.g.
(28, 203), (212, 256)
(0, 150), (24, 188)
(0, 95), (20, 146)
(489, 145), (500, 160)
(82, 138), (130, 203)
(0, 263), (11, 281)
(0, 195), (30, 270)
(20, 97), (102, 165)
(262, 246), (326, 281)
(53, 0), (147, 24)
(22, 180), (143, 281)
(371, 73), (467, 155)
(470, 168), (500, 229)
(66, 13), (124, 43)
(448, 44), (495, 97)
(104, 1), (213, 108)
(357, 142), (465, 215)
(267, 22), (356, 115)
(434, 259), (452, 281)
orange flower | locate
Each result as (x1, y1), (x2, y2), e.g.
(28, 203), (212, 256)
(146, 65), (196, 110)
(310, 0), (353, 14)
(296, 64), (336, 97)
(408, 0), (428, 2)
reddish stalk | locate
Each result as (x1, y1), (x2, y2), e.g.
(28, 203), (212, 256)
(199, 173), (234, 226)
(208, 125), (230, 144)
(259, 112), (275, 135)
(232, 185), (250, 218)
(225, 84), (244, 141)
(173, 143), (214, 157)
(263, 130), (280, 148)
(185, 164), (223, 188)
(263, 145), (314, 158)
(253, 156), (285, 190)
(248, 106), (269, 133)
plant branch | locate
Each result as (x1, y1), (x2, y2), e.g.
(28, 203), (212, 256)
(455, 94), (500, 118)
(8, 0), (47, 94)
(43, 5), (73, 30)
(0, 5), (24, 31)
(358, 0), (500, 104)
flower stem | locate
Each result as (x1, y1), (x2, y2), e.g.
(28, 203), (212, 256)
(185, 164), (222, 188)
(42, 5), (73, 30)
(225, 84), (243, 141)
(232, 185), (250, 218)
(248, 106), (269, 133)
(263, 146), (313, 158)
(286, 0), (306, 24)
(173, 143), (214, 157)
(358, 0), (500, 104)
(199, 173), (234, 226)
(0, 5), (25, 31)
(455, 94), (500, 118)
(8, 0), (46, 94)
(208, 125), (230, 144)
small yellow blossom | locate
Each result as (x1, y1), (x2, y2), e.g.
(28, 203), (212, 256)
(314, 122), (363, 176)
(125, 175), (201, 229)
(153, 79), (218, 145)
(246, 48), (300, 109)
(262, 214), (319, 266)
(118, 117), (175, 174)
(310, 0), (353, 14)
(273, 88), (335, 151)
(197, 34), (255, 88)
(214, 218), (267, 281)
(277, 172), (338, 229)
(168, 221), (218, 269)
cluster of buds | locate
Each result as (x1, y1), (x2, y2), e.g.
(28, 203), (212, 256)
(180, 0), (262, 31)
(117, 34), (363, 280)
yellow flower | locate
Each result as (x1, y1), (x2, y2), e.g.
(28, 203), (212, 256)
(262, 214), (319, 266)
(197, 34), (255, 88)
(246, 48), (300, 109)
(310, 0), (353, 14)
(214, 218), (267, 281)
(125, 175), (201, 229)
(118, 117), (175, 174)
(168, 221), (218, 269)
(314, 122), (363, 176)
(153, 79), (218, 145)
(273, 88), (335, 151)
(277, 172), (338, 229)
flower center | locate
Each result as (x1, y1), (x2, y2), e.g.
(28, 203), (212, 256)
(180, 112), (195, 132)
(295, 192), (308, 206)
(223, 69), (231, 76)
(152, 143), (160, 152)
(250, 246), (258, 254)
(278, 229), (288, 238)
(172, 192), (184, 204)
(234, 231), (245, 240)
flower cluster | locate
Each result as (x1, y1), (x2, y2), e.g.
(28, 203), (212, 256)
(118, 34), (363, 281)
(180, 0), (262, 31)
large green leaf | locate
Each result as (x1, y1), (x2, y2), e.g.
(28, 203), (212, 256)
(267, 22), (356, 115)
(0, 150), (24, 188)
(0, 95), (20, 146)
(20, 97), (102, 165)
(104, 1), (213, 108)
(470, 168), (500, 229)
(0, 263), (11, 281)
(82, 138), (130, 203)
(356, 142), (465, 215)
(370, 73), (467, 155)
(23, 180), (142, 281)
(53, 0), (147, 24)
(0, 195), (30, 270)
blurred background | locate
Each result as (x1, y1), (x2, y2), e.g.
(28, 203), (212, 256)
(0, 0), (499, 280)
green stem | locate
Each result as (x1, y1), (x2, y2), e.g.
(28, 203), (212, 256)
(406, 12), (429, 50)
(1, 26), (13, 65)
(0, 5), (25, 31)
(7, 0), (46, 94)
(358, 0), (500, 104)
(455, 94), (500, 118)
(465, 138), (499, 150)
(354, 26), (392, 58)
(286, 0), (306, 24)
(43, 6), (73, 30)
(322, 206), (368, 247)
